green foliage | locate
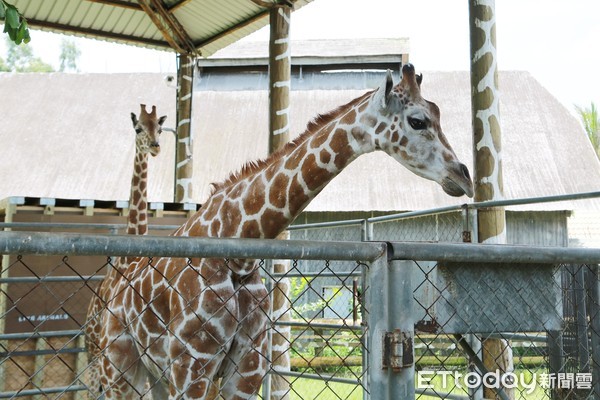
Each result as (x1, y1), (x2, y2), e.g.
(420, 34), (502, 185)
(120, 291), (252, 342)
(575, 102), (600, 158)
(59, 38), (80, 72)
(289, 276), (326, 318)
(4, 37), (53, 72)
(0, 55), (9, 71)
(1, 0), (30, 45)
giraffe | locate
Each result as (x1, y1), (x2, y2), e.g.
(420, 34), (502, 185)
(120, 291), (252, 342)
(96, 64), (473, 399)
(85, 104), (166, 398)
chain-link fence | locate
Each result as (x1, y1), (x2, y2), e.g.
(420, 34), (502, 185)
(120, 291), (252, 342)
(285, 193), (600, 399)
(0, 232), (381, 400)
(2, 192), (600, 399)
(410, 260), (599, 399)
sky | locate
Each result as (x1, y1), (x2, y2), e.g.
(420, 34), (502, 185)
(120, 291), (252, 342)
(3, 0), (599, 113)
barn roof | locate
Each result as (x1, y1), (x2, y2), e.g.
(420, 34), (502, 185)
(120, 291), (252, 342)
(198, 37), (410, 67)
(2, 69), (599, 212)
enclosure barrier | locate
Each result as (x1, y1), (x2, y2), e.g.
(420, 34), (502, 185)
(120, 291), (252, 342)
(0, 231), (382, 400)
(1, 221), (600, 398)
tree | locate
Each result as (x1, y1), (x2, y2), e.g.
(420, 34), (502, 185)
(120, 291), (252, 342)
(0, 55), (9, 71)
(59, 38), (80, 72)
(576, 102), (600, 159)
(4, 36), (53, 72)
(0, 0), (30, 45)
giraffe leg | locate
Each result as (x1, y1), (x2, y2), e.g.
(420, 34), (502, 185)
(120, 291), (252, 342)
(151, 382), (169, 400)
(220, 333), (268, 400)
(166, 351), (225, 399)
(165, 272), (239, 399)
(100, 340), (150, 399)
(85, 285), (108, 399)
(99, 312), (150, 399)
(220, 275), (270, 400)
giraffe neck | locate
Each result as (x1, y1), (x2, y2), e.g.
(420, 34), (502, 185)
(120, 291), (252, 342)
(127, 151), (149, 236)
(180, 91), (376, 241)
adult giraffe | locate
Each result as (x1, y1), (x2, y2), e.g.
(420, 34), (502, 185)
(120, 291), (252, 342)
(85, 104), (166, 398)
(97, 64), (473, 399)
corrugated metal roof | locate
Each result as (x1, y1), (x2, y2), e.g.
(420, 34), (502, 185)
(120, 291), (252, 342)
(1, 69), (599, 211)
(11, 0), (314, 56)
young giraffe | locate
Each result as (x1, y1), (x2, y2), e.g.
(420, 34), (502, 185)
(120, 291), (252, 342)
(97, 64), (473, 399)
(85, 104), (166, 398)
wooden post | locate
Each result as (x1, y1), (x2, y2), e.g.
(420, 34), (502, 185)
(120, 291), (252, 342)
(469, 1), (513, 399)
(0, 201), (16, 393)
(269, 4), (291, 152)
(174, 53), (195, 204)
(269, 4), (292, 400)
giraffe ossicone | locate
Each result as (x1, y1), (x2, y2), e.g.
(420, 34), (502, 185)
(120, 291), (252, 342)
(96, 64), (472, 399)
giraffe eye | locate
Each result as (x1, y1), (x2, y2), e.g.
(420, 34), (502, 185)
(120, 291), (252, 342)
(135, 128), (143, 134)
(407, 116), (427, 130)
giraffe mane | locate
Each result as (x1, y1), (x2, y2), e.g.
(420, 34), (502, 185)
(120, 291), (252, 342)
(209, 89), (376, 195)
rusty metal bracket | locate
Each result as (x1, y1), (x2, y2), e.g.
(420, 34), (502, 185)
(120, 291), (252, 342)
(382, 329), (414, 371)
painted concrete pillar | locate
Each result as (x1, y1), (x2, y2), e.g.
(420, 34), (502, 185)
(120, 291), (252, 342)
(269, 4), (292, 400)
(174, 53), (195, 204)
(469, 1), (512, 398)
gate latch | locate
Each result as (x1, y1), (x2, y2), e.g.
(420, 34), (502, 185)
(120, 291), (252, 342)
(383, 329), (414, 371)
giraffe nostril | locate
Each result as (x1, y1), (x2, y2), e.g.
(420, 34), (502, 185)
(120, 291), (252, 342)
(459, 163), (471, 180)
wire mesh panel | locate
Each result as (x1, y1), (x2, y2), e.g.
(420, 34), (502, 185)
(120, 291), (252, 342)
(0, 254), (103, 399)
(3, 227), (600, 399)
(0, 249), (371, 399)
(370, 211), (464, 243)
(412, 261), (599, 400)
(264, 260), (368, 400)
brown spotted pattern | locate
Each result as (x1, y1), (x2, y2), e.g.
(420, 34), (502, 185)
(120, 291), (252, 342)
(95, 65), (472, 399)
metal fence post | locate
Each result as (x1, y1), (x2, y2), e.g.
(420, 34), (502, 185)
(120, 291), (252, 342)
(585, 264), (600, 398)
(262, 259), (274, 400)
(366, 244), (415, 400)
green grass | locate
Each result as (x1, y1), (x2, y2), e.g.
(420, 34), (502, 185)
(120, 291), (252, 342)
(415, 368), (549, 400)
(285, 379), (363, 400)
(271, 368), (550, 400)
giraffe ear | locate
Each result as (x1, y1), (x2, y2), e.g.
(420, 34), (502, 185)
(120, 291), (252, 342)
(384, 70), (393, 102)
(416, 73), (423, 87)
(376, 70), (394, 109)
(130, 112), (138, 127)
(158, 115), (167, 126)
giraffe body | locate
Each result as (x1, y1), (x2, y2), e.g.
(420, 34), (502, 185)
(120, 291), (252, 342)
(97, 65), (473, 399)
(85, 105), (166, 398)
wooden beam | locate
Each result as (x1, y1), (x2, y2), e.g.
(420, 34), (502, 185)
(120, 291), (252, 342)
(249, 0), (276, 8)
(86, 0), (195, 54)
(137, 0), (187, 53)
(166, 0), (191, 13)
(85, 0), (142, 11)
(26, 18), (171, 49)
(194, 9), (269, 51)
(145, 0), (197, 55)
(194, 1), (298, 52)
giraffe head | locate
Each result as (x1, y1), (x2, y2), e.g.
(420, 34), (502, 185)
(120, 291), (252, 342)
(130, 104), (167, 157)
(368, 63), (473, 197)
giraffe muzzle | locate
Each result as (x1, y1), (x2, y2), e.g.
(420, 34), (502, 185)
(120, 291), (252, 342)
(149, 142), (160, 156)
(442, 162), (473, 198)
